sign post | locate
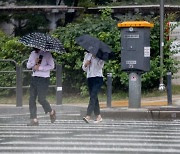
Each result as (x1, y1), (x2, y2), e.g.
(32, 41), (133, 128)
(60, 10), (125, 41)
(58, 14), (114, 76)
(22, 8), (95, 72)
(118, 21), (154, 108)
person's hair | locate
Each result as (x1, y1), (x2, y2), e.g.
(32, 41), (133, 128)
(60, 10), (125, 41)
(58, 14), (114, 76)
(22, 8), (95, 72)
(33, 47), (40, 51)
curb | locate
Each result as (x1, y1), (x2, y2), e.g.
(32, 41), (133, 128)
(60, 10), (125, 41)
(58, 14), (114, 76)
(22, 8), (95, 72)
(1, 104), (180, 120)
(80, 107), (180, 120)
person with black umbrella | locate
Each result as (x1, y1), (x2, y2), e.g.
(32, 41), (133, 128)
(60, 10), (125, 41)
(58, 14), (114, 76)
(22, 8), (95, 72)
(76, 34), (113, 123)
(82, 51), (104, 123)
(26, 48), (56, 126)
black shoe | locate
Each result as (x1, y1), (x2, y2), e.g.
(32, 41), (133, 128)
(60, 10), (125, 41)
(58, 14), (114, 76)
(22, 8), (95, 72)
(50, 110), (56, 123)
(27, 119), (39, 126)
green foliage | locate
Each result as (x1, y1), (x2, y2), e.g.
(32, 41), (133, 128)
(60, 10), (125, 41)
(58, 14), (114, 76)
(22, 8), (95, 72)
(93, 0), (111, 5)
(1, 37), (30, 64)
(53, 8), (122, 94)
(78, 0), (95, 7)
(110, 0), (180, 5)
(12, 13), (49, 36)
(0, 8), (179, 96)
(143, 13), (180, 90)
(0, 31), (30, 95)
(53, 9), (179, 95)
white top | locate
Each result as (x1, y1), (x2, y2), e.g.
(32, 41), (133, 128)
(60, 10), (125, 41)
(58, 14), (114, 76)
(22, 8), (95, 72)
(27, 50), (55, 78)
(82, 52), (104, 78)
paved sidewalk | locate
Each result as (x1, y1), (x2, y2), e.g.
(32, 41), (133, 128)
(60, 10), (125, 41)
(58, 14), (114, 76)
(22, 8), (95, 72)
(0, 94), (180, 120)
(86, 94), (180, 120)
(100, 94), (180, 108)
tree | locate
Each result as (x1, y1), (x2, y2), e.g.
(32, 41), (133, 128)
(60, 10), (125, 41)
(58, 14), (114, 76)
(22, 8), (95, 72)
(53, 9), (179, 95)
(11, 13), (49, 36)
(0, 8), (179, 96)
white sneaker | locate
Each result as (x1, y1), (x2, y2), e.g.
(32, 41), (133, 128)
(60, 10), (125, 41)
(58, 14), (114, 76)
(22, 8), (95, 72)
(94, 118), (103, 123)
(83, 117), (90, 123)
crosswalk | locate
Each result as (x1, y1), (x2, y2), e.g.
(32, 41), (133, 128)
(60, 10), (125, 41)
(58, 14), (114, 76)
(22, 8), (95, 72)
(1, 109), (180, 153)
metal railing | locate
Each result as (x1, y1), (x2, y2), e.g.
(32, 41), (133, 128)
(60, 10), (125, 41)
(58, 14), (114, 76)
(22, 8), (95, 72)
(0, 59), (62, 107)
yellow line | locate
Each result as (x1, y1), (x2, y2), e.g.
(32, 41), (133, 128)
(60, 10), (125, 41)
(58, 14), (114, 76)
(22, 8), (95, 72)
(100, 101), (167, 108)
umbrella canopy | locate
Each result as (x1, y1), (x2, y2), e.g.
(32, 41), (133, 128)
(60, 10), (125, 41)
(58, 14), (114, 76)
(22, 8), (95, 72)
(19, 32), (65, 53)
(75, 34), (112, 61)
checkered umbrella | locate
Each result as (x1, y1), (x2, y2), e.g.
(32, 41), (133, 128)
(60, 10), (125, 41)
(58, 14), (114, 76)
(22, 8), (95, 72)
(19, 32), (66, 53)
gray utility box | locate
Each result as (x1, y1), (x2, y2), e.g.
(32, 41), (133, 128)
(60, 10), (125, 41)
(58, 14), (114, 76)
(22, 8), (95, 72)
(118, 21), (154, 72)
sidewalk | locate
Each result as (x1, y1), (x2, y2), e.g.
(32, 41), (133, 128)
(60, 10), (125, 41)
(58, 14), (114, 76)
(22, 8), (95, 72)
(96, 94), (180, 120)
(0, 95), (180, 120)
(100, 94), (180, 108)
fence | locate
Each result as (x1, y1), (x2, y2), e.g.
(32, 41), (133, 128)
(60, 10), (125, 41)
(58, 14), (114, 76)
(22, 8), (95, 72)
(0, 59), (62, 107)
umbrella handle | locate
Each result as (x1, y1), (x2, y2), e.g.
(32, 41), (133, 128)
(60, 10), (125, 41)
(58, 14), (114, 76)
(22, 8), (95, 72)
(88, 55), (93, 72)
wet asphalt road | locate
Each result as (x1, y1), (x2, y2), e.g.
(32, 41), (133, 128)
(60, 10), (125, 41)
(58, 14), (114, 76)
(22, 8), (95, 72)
(0, 105), (180, 154)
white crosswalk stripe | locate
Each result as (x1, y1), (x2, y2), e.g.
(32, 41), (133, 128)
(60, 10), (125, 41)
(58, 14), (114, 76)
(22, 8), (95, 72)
(1, 112), (180, 153)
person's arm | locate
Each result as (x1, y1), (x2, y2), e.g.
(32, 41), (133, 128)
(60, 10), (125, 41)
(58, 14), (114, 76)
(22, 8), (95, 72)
(27, 52), (36, 69)
(82, 53), (92, 72)
(38, 52), (55, 71)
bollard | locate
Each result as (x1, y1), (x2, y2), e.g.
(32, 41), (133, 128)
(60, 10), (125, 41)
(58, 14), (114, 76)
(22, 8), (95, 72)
(129, 72), (141, 108)
(107, 73), (112, 108)
(167, 72), (172, 105)
(16, 64), (23, 107)
(56, 64), (62, 105)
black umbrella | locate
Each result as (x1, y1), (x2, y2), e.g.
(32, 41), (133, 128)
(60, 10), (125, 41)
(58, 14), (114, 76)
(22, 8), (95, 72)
(19, 32), (65, 53)
(75, 34), (112, 61)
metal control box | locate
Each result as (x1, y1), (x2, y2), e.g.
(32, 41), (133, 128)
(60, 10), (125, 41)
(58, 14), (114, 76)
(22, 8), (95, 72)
(118, 21), (154, 72)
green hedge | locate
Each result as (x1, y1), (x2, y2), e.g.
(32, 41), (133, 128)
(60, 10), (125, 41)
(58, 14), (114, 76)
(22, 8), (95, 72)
(0, 9), (179, 96)
(52, 9), (179, 95)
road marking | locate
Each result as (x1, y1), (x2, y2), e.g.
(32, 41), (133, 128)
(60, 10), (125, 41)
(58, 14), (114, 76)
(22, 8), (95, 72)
(0, 146), (180, 153)
(1, 114), (180, 153)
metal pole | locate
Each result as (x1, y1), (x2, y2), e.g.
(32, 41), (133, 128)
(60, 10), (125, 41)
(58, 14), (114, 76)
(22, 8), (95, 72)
(16, 64), (23, 107)
(56, 64), (62, 105)
(107, 73), (112, 108)
(167, 72), (172, 105)
(159, 0), (165, 91)
(129, 72), (141, 108)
